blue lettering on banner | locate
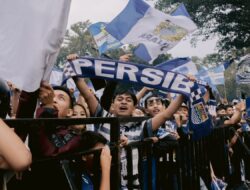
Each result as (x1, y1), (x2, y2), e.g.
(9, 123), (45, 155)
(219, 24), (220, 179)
(65, 57), (195, 98)
(63, 57), (212, 140)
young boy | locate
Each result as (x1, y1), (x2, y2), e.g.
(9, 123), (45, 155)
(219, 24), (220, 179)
(144, 94), (179, 141)
(29, 82), (81, 157)
(17, 82), (84, 190)
(73, 77), (185, 189)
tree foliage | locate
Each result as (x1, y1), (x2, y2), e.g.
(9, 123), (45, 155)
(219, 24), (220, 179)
(155, 0), (250, 58)
(56, 21), (98, 67)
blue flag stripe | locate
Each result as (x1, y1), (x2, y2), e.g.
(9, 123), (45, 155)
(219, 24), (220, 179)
(171, 3), (191, 18)
(106, 0), (149, 40)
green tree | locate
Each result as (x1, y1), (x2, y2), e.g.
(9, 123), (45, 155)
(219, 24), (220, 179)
(56, 21), (98, 67)
(155, 0), (250, 58)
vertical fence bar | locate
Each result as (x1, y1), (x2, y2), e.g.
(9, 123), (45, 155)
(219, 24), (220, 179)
(110, 118), (121, 190)
(175, 142), (182, 190)
(126, 146), (133, 190)
(146, 140), (152, 190)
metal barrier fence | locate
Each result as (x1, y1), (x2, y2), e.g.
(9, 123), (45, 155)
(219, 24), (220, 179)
(2, 118), (250, 190)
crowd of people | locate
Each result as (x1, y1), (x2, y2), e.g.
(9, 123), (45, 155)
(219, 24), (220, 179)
(0, 53), (249, 190)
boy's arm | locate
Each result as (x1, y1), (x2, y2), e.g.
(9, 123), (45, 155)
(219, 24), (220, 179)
(99, 146), (112, 190)
(0, 119), (32, 171)
(224, 101), (245, 125)
(151, 95), (184, 131)
(15, 90), (39, 141)
(136, 87), (153, 104)
(73, 77), (99, 116)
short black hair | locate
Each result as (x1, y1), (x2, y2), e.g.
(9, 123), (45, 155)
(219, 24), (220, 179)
(53, 85), (75, 108)
(225, 104), (233, 110)
(80, 131), (107, 150)
(0, 78), (10, 118)
(216, 104), (225, 112)
(112, 89), (137, 106)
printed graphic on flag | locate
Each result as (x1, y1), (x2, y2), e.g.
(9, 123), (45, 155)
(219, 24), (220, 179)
(106, 0), (197, 63)
(88, 22), (122, 55)
(191, 102), (209, 124)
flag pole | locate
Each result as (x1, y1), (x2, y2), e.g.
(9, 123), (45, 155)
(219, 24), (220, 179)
(223, 83), (228, 103)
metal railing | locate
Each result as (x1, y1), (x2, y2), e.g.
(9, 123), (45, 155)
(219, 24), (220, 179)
(3, 118), (250, 190)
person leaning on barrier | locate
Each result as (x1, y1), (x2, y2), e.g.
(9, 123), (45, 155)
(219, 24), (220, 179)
(223, 101), (245, 127)
(144, 93), (180, 141)
(30, 82), (82, 157)
(9, 82), (111, 190)
(18, 82), (89, 190)
(0, 78), (31, 171)
(143, 93), (180, 190)
(72, 74), (185, 189)
(72, 131), (112, 190)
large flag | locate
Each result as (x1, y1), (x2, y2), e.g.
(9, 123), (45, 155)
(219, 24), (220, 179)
(171, 3), (191, 18)
(0, 0), (71, 92)
(49, 68), (64, 87)
(88, 22), (122, 55)
(155, 57), (199, 99)
(106, 0), (197, 63)
(156, 57), (198, 75)
(236, 54), (250, 84)
(196, 60), (233, 86)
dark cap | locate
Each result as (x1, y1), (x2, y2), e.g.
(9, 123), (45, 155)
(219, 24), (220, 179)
(0, 78), (10, 118)
(52, 85), (75, 108)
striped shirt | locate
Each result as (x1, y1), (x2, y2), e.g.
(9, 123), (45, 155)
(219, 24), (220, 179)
(94, 104), (153, 189)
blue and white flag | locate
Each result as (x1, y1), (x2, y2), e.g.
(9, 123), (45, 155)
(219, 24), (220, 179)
(106, 0), (197, 63)
(156, 57), (198, 75)
(88, 22), (122, 55)
(155, 57), (199, 99)
(188, 83), (212, 140)
(49, 67), (76, 91)
(207, 99), (217, 117)
(196, 60), (233, 86)
(171, 3), (191, 18)
(236, 54), (250, 84)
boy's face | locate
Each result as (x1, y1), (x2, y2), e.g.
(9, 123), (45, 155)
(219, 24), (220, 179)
(72, 104), (87, 118)
(226, 107), (234, 115)
(112, 94), (135, 116)
(178, 106), (189, 116)
(145, 97), (165, 117)
(217, 109), (226, 116)
(71, 104), (87, 131)
(53, 90), (72, 118)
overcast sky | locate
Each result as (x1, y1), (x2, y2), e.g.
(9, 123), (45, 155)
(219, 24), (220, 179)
(67, 0), (217, 58)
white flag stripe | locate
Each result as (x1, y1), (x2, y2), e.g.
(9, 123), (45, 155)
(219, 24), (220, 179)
(0, 0), (71, 92)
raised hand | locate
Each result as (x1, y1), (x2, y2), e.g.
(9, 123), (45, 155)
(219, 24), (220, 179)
(39, 81), (54, 107)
